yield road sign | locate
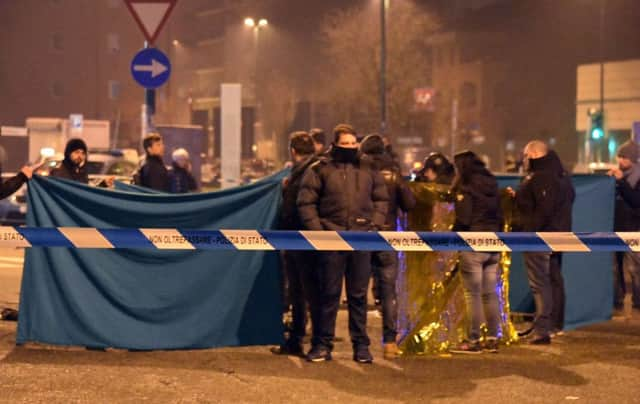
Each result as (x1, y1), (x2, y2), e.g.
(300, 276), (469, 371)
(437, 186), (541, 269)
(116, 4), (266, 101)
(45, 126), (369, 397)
(130, 48), (171, 89)
(124, 0), (178, 45)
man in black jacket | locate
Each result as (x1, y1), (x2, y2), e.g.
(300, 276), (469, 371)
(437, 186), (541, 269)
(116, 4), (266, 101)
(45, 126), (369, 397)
(513, 141), (574, 344)
(271, 132), (319, 356)
(609, 140), (640, 315)
(50, 138), (89, 183)
(360, 134), (415, 359)
(138, 133), (169, 192)
(297, 124), (389, 363)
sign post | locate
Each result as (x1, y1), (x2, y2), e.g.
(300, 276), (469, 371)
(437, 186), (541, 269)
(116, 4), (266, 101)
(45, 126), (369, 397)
(125, 0), (177, 139)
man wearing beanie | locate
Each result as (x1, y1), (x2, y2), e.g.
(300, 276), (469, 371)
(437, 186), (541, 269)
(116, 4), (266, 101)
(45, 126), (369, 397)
(608, 140), (640, 315)
(50, 138), (89, 183)
(360, 134), (415, 358)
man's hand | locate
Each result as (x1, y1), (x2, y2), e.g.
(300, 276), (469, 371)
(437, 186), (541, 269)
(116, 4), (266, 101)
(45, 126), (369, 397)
(20, 165), (34, 179)
(608, 168), (624, 180)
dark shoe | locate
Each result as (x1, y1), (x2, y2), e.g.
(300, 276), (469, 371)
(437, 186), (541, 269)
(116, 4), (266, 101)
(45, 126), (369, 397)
(450, 340), (482, 354)
(86, 346), (106, 352)
(483, 339), (499, 353)
(353, 345), (373, 364)
(529, 335), (551, 345)
(270, 343), (304, 357)
(306, 346), (332, 362)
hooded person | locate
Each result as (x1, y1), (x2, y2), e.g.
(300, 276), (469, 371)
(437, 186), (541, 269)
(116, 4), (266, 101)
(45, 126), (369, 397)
(359, 133), (415, 359)
(416, 152), (455, 185)
(609, 140), (640, 314)
(449, 150), (503, 354)
(50, 138), (89, 183)
(168, 148), (198, 194)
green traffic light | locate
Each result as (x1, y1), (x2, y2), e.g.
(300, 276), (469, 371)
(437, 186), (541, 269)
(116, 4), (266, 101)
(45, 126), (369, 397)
(591, 127), (604, 140)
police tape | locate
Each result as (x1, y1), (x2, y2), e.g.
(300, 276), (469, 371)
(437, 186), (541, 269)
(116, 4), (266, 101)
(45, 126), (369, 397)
(1, 226), (640, 252)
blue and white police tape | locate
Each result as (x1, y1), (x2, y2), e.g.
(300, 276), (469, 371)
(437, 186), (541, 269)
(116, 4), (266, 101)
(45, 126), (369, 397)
(1, 226), (640, 252)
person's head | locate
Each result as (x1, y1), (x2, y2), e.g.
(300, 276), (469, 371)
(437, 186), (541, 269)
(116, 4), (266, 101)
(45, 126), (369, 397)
(453, 150), (486, 184)
(617, 140), (639, 170)
(522, 140), (548, 172)
(172, 148), (190, 169)
(359, 134), (385, 156)
(143, 133), (164, 157)
(309, 128), (326, 155)
(333, 124), (358, 148)
(288, 131), (314, 162)
(422, 152), (454, 182)
(64, 138), (87, 167)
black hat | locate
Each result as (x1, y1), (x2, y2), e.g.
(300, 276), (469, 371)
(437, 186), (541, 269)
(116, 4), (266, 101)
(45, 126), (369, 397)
(64, 138), (87, 159)
(359, 134), (385, 155)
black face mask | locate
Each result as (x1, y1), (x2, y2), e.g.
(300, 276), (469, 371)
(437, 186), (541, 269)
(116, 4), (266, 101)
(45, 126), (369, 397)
(332, 145), (359, 164)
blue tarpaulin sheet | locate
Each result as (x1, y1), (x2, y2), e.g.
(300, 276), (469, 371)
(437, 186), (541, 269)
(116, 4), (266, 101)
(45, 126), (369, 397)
(17, 174), (285, 350)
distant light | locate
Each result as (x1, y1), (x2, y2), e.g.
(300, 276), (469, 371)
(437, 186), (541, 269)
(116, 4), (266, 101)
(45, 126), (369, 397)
(591, 127), (604, 140)
(608, 138), (617, 156)
(172, 39), (179, 46)
(258, 18), (268, 27)
(244, 18), (256, 27)
(40, 147), (55, 158)
(412, 162), (422, 170)
(251, 144), (258, 153)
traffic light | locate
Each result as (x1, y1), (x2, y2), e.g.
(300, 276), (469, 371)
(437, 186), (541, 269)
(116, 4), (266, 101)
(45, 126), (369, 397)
(589, 109), (604, 140)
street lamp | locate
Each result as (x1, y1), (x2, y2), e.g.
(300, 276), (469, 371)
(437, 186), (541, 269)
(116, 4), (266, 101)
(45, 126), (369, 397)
(244, 17), (270, 160)
(258, 18), (268, 27)
(244, 18), (256, 27)
(380, 0), (388, 135)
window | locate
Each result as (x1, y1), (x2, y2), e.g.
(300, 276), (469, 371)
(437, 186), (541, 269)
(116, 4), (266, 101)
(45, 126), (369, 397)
(108, 80), (121, 101)
(459, 82), (477, 108)
(107, 33), (120, 53)
(50, 33), (64, 52)
(51, 81), (64, 98)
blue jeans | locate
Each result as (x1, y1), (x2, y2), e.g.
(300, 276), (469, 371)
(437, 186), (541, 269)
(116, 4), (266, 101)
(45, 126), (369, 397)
(459, 252), (501, 341)
(524, 252), (552, 337)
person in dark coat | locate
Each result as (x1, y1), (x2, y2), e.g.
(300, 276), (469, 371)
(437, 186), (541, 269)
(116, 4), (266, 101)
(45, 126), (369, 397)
(309, 128), (327, 156)
(271, 131), (319, 357)
(415, 152), (455, 185)
(168, 148), (198, 194)
(609, 140), (640, 315)
(138, 133), (169, 192)
(359, 134), (416, 359)
(546, 150), (575, 335)
(512, 140), (573, 344)
(297, 123), (389, 364)
(50, 138), (89, 183)
(448, 151), (503, 354)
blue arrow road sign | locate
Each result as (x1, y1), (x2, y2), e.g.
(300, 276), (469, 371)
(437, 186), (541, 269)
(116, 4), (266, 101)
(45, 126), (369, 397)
(130, 48), (171, 89)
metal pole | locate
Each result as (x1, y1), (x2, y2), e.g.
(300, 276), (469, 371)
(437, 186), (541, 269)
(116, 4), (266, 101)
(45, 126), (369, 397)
(599, 0), (605, 114)
(143, 41), (156, 135)
(380, 0), (387, 134)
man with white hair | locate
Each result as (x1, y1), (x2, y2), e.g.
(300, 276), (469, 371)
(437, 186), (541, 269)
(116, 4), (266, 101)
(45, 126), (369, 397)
(169, 148), (198, 193)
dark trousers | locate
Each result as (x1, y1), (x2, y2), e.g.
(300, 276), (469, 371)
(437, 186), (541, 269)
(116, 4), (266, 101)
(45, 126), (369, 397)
(372, 251), (398, 343)
(313, 251), (371, 350)
(524, 252), (552, 337)
(614, 251), (640, 309)
(549, 253), (565, 331)
(283, 251), (319, 345)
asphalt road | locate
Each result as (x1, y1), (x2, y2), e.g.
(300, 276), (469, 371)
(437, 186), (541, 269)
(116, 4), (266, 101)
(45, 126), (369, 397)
(1, 248), (639, 403)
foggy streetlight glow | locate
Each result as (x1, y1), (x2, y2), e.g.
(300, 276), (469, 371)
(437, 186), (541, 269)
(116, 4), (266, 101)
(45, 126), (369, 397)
(172, 39), (179, 46)
(244, 18), (256, 27)
(258, 18), (268, 27)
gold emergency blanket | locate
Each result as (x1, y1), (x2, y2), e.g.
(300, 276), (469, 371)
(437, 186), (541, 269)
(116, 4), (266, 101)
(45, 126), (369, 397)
(397, 182), (518, 355)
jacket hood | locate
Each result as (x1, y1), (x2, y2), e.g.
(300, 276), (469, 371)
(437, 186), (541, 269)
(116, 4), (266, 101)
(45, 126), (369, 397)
(529, 153), (559, 174)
